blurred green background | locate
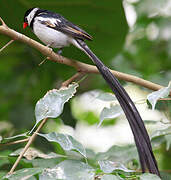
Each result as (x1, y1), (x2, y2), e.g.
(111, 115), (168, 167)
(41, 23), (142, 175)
(0, 0), (128, 129)
(1, 0), (171, 177)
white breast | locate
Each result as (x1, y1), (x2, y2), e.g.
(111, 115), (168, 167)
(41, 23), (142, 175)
(33, 19), (71, 48)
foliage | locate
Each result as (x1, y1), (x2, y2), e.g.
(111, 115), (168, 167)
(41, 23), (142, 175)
(1, 83), (169, 179)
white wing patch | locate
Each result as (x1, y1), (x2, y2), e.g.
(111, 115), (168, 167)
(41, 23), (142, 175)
(36, 17), (58, 26)
(56, 19), (61, 23)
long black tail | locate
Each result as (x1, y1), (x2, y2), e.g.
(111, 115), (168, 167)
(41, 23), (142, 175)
(76, 39), (160, 176)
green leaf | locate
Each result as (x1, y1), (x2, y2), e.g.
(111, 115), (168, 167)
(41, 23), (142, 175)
(160, 172), (171, 180)
(32, 83), (78, 132)
(25, 176), (36, 180)
(35, 83), (78, 123)
(98, 105), (123, 127)
(9, 148), (63, 160)
(97, 145), (138, 166)
(151, 127), (171, 150)
(140, 173), (161, 180)
(38, 132), (86, 158)
(165, 134), (171, 151)
(151, 127), (171, 139)
(101, 174), (120, 180)
(0, 172), (7, 180)
(96, 92), (117, 102)
(0, 157), (10, 169)
(29, 157), (65, 168)
(98, 160), (134, 173)
(3, 168), (43, 180)
(39, 160), (95, 180)
(0, 150), (11, 168)
(147, 81), (171, 110)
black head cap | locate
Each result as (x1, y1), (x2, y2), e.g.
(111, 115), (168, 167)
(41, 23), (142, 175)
(23, 7), (35, 22)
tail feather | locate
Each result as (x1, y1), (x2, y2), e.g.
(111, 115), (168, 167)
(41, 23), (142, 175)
(76, 39), (160, 176)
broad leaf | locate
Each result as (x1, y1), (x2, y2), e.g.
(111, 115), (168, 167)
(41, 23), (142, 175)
(97, 145), (138, 166)
(39, 160), (95, 180)
(98, 160), (134, 173)
(31, 83), (78, 132)
(10, 148), (62, 160)
(151, 126), (171, 150)
(165, 134), (171, 151)
(140, 173), (161, 180)
(101, 175), (120, 180)
(38, 132), (86, 158)
(29, 157), (65, 169)
(3, 168), (43, 180)
(98, 105), (123, 127)
(147, 81), (171, 110)
(151, 126), (171, 139)
(96, 92), (117, 102)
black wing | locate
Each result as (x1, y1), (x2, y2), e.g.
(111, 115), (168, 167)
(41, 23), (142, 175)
(37, 10), (92, 41)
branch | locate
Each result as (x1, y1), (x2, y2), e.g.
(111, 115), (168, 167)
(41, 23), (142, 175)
(61, 72), (85, 87)
(0, 138), (29, 147)
(8, 118), (48, 174)
(0, 39), (14, 52)
(0, 17), (164, 92)
(0, 17), (6, 26)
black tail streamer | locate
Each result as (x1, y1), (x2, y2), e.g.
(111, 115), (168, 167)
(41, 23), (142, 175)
(76, 39), (160, 176)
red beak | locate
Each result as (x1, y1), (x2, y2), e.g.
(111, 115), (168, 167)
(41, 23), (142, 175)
(23, 22), (28, 29)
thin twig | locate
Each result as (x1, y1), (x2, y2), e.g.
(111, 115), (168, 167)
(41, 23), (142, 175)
(0, 39), (14, 52)
(160, 169), (171, 173)
(0, 17), (6, 26)
(61, 72), (84, 87)
(38, 57), (47, 66)
(158, 98), (171, 101)
(8, 118), (48, 174)
(0, 138), (29, 147)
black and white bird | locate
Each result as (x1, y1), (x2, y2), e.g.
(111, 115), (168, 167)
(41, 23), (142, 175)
(23, 8), (160, 176)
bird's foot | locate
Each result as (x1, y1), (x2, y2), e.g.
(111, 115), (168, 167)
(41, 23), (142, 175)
(46, 44), (53, 54)
(38, 44), (52, 66)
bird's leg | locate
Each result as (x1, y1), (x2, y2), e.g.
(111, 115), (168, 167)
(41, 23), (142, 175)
(39, 44), (52, 66)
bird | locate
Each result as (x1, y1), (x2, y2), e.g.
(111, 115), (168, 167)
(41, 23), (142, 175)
(23, 7), (160, 176)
